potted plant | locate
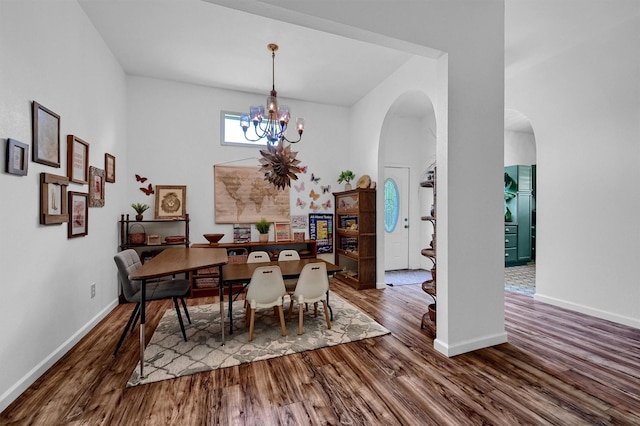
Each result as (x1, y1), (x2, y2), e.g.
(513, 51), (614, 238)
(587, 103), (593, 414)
(337, 170), (356, 190)
(131, 203), (149, 221)
(255, 218), (271, 242)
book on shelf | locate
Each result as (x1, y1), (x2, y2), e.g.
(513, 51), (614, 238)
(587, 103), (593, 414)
(233, 224), (251, 243)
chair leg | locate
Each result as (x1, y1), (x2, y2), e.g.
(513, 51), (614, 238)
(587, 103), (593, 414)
(130, 304), (141, 334)
(298, 303), (304, 335)
(278, 306), (287, 337)
(173, 297), (188, 341)
(322, 300), (332, 330)
(314, 302), (319, 317)
(287, 298), (294, 321)
(114, 303), (140, 356)
(179, 297), (191, 324)
(248, 308), (256, 341)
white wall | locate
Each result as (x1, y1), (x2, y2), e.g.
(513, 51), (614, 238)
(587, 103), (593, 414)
(0, 0), (127, 411)
(504, 130), (536, 166)
(126, 76), (349, 262)
(506, 15), (640, 326)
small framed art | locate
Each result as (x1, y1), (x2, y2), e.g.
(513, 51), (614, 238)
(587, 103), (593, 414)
(32, 101), (61, 167)
(88, 166), (105, 207)
(155, 185), (186, 219)
(6, 138), (29, 176)
(40, 173), (69, 225)
(105, 153), (116, 183)
(67, 135), (89, 184)
(274, 222), (292, 242)
(68, 191), (88, 238)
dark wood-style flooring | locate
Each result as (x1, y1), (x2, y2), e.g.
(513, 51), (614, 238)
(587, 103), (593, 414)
(2, 280), (640, 425)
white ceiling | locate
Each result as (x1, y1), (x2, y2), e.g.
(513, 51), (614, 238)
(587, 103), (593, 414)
(78, 0), (640, 132)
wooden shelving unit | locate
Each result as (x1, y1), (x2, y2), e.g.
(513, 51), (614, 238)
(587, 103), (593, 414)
(333, 188), (376, 290)
(420, 170), (437, 337)
(119, 213), (190, 260)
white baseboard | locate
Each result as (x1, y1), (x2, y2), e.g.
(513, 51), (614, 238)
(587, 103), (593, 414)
(0, 300), (118, 413)
(534, 293), (640, 329)
(434, 331), (508, 357)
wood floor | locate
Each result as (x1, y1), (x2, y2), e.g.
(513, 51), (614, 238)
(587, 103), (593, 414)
(2, 281), (640, 425)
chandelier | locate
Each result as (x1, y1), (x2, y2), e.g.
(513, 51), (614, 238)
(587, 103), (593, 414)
(240, 43), (305, 190)
(240, 43), (304, 145)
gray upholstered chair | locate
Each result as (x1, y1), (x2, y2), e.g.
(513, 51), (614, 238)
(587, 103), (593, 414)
(113, 249), (192, 356)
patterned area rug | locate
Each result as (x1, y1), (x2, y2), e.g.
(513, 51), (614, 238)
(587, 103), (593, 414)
(385, 269), (432, 286)
(127, 293), (390, 387)
(504, 263), (536, 296)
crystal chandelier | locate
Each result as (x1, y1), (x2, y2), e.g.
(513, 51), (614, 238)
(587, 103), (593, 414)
(240, 43), (304, 145)
(241, 43), (305, 190)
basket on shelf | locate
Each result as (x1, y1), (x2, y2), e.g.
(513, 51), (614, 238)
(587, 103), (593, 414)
(128, 223), (146, 245)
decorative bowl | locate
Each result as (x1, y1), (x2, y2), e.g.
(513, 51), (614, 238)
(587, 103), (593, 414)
(203, 233), (224, 245)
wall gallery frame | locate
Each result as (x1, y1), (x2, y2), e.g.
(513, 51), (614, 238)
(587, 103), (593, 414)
(68, 191), (88, 238)
(104, 153), (116, 183)
(155, 185), (186, 219)
(6, 138), (29, 176)
(40, 173), (69, 225)
(67, 135), (89, 184)
(88, 166), (105, 207)
(32, 101), (61, 167)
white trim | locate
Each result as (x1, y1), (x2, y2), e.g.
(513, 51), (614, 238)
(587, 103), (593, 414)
(434, 331), (508, 357)
(0, 300), (118, 412)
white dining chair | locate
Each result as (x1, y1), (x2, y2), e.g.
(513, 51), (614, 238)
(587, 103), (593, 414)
(247, 250), (270, 263)
(288, 262), (331, 335)
(277, 249), (301, 294)
(245, 265), (288, 341)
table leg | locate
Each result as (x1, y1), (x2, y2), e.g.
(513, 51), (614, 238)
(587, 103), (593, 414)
(139, 279), (146, 378)
(228, 280), (234, 335)
(219, 265), (225, 344)
(326, 289), (333, 321)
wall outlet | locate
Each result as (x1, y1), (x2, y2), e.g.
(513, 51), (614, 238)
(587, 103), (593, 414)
(90, 283), (96, 299)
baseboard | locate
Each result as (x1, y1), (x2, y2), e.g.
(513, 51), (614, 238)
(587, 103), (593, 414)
(434, 331), (508, 357)
(534, 293), (640, 329)
(0, 299), (118, 413)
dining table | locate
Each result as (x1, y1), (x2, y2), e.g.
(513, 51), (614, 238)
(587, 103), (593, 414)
(128, 247), (228, 378)
(220, 258), (342, 335)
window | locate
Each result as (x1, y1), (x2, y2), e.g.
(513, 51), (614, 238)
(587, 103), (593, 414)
(384, 178), (399, 233)
(221, 111), (269, 147)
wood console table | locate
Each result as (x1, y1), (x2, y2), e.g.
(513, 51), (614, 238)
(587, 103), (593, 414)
(189, 240), (318, 298)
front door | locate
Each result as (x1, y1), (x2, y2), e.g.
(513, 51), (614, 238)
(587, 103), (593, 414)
(384, 166), (410, 270)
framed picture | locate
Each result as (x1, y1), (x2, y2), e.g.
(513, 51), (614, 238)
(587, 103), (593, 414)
(104, 153), (116, 183)
(32, 101), (61, 167)
(88, 166), (105, 207)
(154, 185), (186, 219)
(6, 138), (29, 176)
(68, 191), (88, 238)
(146, 234), (162, 245)
(40, 173), (69, 225)
(275, 222), (292, 242)
(67, 135), (89, 184)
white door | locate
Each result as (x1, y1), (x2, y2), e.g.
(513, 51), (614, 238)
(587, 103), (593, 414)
(384, 166), (410, 271)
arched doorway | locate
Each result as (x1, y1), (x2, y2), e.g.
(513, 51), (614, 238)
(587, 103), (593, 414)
(379, 91), (436, 276)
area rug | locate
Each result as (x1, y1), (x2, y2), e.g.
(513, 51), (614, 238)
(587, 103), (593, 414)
(504, 263), (536, 296)
(385, 269), (431, 286)
(127, 293), (390, 387)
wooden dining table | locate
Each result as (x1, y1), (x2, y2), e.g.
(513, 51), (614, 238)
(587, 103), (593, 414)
(221, 258), (342, 335)
(128, 247), (228, 378)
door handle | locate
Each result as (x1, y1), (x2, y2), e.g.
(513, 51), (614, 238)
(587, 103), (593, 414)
(404, 225), (409, 228)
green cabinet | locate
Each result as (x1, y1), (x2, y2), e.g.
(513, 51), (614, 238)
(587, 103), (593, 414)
(504, 165), (534, 266)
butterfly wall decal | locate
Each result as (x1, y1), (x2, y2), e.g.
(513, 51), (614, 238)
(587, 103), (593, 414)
(309, 201), (320, 212)
(296, 198), (307, 209)
(135, 174), (148, 183)
(294, 182), (305, 192)
(299, 165), (307, 173)
(309, 189), (320, 201)
(322, 199), (332, 210)
(321, 185), (331, 194)
(310, 173), (320, 184)
(140, 183), (154, 196)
